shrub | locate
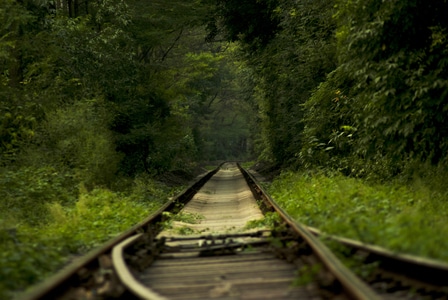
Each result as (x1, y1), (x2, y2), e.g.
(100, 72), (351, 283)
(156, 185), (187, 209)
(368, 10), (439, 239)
(41, 99), (122, 187)
(0, 176), (173, 299)
(0, 167), (75, 225)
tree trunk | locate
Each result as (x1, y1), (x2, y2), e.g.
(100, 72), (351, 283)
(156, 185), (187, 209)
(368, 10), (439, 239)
(74, 0), (78, 17)
(8, 20), (22, 88)
(67, 0), (72, 17)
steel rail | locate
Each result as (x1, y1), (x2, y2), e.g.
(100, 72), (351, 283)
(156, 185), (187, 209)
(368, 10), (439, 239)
(237, 164), (380, 300)
(113, 163), (380, 299)
(112, 233), (168, 300)
(18, 166), (221, 300)
(306, 226), (448, 287)
(20, 162), (383, 299)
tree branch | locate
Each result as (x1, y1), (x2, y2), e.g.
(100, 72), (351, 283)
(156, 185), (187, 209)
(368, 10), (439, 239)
(160, 28), (184, 62)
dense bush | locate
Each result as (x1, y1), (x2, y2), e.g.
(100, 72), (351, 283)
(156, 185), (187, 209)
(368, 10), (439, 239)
(40, 100), (122, 186)
(0, 167), (76, 225)
(332, 0), (448, 166)
(212, 0), (448, 178)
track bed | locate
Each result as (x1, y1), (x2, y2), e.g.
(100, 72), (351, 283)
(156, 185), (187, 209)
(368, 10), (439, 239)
(137, 163), (323, 299)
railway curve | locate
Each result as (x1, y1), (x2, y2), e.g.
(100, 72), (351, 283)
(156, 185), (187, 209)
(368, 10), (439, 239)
(111, 162), (377, 299)
(20, 162), (448, 300)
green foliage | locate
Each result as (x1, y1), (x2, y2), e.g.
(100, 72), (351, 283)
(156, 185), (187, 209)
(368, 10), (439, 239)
(211, 0), (448, 177)
(245, 211), (280, 229)
(172, 212), (205, 224)
(175, 226), (196, 235)
(0, 104), (37, 164)
(206, 0), (281, 49)
(268, 170), (448, 262)
(300, 72), (357, 173)
(0, 176), (171, 299)
(239, 161), (255, 169)
(49, 10), (135, 99)
(38, 100), (122, 186)
(324, 240), (379, 280)
(2, 0), (258, 177)
(293, 264), (322, 287)
(161, 211), (205, 229)
(212, 0), (337, 164)
(160, 211), (205, 235)
(0, 166), (76, 225)
(155, 30), (257, 162)
(0, 1), (258, 298)
(331, 0), (448, 165)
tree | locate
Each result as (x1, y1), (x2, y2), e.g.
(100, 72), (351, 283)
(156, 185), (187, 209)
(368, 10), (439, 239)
(205, 0), (281, 49)
(333, 0), (448, 165)
(209, 0), (337, 164)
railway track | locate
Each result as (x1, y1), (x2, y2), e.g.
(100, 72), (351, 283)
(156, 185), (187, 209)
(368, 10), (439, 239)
(20, 162), (448, 299)
(247, 168), (448, 299)
(305, 227), (448, 299)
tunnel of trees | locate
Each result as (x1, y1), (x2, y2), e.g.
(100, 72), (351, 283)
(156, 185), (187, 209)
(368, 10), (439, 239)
(1, 0), (448, 296)
(1, 0), (259, 180)
(206, 0), (448, 178)
(2, 0), (448, 183)
(1, 0), (448, 219)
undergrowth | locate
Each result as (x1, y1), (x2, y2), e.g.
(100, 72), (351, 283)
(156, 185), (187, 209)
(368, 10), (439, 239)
(245, 212), (280, 229)
(0, 174), (176, 299)
(267, 170), (448, 262)
(239, 161), (255, 169)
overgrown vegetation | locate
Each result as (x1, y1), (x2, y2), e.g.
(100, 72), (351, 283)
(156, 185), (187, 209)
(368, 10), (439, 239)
(244, 211), (280, 230)
(0, 177), (176, 299)
(1, 0), (257, 298)
(210, 0), (448, 263)
(267, 170), (448, 262)
(3, 0), (448, 296)
(211, 0), (448, 177)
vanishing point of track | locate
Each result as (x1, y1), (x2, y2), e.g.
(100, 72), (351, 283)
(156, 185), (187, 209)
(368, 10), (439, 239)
(19, 162), (448, 299)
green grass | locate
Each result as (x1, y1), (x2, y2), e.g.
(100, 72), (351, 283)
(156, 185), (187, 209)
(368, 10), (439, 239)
(267, 171), (448, 262)
(245, 212), (280, 229)
(0, 176), (176, 299)
(239, 161), (255, 169)
(203, 165), (217, 171)
(160, 212), (206, 235)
